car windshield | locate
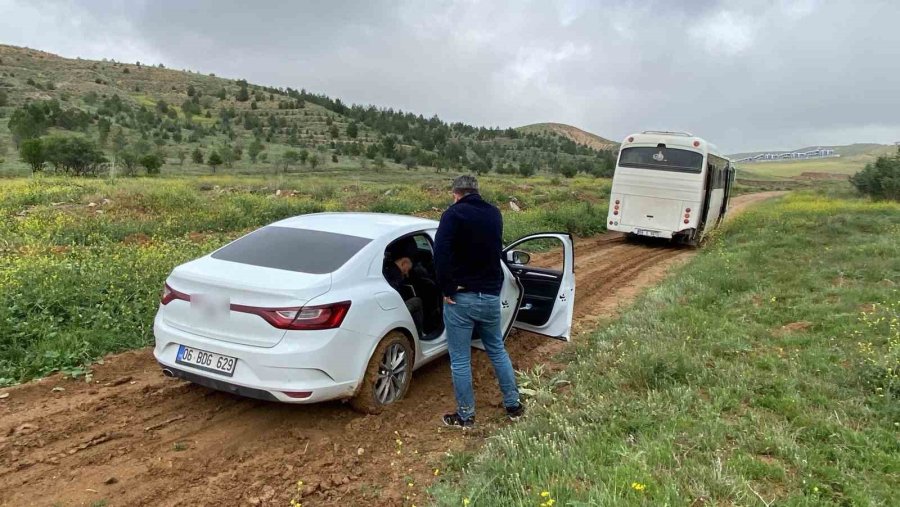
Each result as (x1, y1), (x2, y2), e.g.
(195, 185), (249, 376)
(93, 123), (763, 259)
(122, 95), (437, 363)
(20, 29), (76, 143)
(618, 147), (704, 173)
(212, 226), (371, 274)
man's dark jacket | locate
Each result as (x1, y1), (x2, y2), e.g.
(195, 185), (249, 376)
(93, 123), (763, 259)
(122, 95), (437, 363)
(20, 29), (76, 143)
(434, 193), (503, 297)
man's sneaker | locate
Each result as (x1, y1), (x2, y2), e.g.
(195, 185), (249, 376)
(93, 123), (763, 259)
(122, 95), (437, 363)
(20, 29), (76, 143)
(506, 403), (526, 420)
(442, 413), (475, 429)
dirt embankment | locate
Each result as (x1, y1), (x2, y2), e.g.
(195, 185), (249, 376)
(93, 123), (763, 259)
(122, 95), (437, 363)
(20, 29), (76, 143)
(0, 193), (784, 507)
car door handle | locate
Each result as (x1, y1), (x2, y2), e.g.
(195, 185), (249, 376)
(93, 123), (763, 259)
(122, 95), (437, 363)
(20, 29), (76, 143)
(519, 303), (533, 311)
(524, 272), (559, 279)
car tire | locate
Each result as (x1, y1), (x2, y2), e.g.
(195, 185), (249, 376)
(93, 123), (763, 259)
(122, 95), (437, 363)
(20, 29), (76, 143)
(350, 331), (414, 414)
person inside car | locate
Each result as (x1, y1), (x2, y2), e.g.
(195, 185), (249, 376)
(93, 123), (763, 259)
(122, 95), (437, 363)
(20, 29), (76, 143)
(383, 255), (425, 338)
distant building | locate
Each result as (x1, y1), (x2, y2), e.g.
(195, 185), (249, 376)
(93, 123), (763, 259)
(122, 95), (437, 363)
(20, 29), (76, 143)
(734, 147), (837, 164)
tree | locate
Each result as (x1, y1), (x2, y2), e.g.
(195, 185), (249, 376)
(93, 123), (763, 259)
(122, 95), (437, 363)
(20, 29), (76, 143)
(299, 149), (309, 166)
(403, 156), (417, 170)
(248, 138), (263, 163)
(112, 128), (127, 157)
(373, 155), (386, 172)
(220, 144), (236, 168)
(97, 118), (111, 147)
(119, 150), (140, 176)
(187, 84), (196, 97)
(139, 152), (165, 175)
(42, 135), (107, 176)
(7, 102), (50, 147)
(19, 138), (45, 172)
(207, 151), (223, 173)
(191, 147), (204, 164)
(329, 124), (339, 139)
(176, 148), (187, 165)
(0, 89), (7, 107)
(282, 150), (300, 172)
(215, 87), (227, 100)
(346, 121), (358, 139)
(236, 80), (250, 102)
(309, 154), (319, 169)
(381, 136), (397, 159)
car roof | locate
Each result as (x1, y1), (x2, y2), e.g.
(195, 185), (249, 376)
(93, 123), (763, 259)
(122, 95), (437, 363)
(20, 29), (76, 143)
(271, 212), (439, 240)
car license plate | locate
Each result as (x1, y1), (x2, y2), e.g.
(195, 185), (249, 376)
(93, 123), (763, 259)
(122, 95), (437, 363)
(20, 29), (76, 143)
(176, 345), (237, 376)
(634, 228), (660, 237)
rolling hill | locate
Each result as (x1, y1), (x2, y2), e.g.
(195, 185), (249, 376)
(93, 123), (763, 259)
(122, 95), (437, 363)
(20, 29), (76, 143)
(0, 44), (616, 177)
(518, 122), (618, 151)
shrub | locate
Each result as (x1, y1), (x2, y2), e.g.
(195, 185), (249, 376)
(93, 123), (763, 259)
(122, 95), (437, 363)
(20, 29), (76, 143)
(139, 153), (165, 175)
(850, 148), (900, 200)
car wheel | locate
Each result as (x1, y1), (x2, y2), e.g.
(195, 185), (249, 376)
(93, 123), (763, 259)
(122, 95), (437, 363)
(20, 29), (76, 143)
(350, 331), (413, 414)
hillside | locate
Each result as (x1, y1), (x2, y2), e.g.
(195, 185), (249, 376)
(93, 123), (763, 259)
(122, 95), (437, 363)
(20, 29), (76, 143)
(518, 122), (618, 151)
(0, 45), (616, 178)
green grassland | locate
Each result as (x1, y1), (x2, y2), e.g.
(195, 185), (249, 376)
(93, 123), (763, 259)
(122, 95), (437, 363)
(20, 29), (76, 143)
(0, 172), (611, 385)
(433, 190), (900, 506)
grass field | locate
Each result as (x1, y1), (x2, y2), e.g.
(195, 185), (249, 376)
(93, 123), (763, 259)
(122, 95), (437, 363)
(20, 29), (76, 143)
(0, 172), (611, 385)
(432, 190), (900, 506)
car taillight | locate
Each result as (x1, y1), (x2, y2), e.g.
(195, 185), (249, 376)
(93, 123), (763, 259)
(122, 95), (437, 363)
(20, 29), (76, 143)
(234, 301), (352, 330)
(161, 283), (190, 305)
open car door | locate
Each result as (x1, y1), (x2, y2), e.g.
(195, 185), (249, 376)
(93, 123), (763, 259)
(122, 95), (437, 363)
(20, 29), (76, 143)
(503, 233), (575, 341)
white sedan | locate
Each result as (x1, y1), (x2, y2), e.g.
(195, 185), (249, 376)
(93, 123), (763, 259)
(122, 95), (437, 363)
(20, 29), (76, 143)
(153, 212), (575, 413)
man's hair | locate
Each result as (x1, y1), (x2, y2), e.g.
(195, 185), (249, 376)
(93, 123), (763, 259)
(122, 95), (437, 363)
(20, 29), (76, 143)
(451, 175), (479, 195)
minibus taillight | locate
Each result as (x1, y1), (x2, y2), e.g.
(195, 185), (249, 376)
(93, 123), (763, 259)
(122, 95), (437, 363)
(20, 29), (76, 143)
(693, 140), (700, 147)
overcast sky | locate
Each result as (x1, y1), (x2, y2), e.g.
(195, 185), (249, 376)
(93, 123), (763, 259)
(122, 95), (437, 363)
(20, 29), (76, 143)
(1, 0), (898, 152)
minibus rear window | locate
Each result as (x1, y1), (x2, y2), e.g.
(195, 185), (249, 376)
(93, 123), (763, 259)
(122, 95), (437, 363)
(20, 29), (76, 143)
(618, 147), (704, 173)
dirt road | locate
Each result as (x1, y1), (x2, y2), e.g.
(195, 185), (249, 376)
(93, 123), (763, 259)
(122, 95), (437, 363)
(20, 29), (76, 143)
(0, 192), (784, 506)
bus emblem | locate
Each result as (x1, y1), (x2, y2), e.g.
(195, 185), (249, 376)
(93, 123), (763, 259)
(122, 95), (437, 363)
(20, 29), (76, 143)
(652, 151), (665, 162)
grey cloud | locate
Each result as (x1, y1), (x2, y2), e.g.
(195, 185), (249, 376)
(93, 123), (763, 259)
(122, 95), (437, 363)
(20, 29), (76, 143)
(1, 0), (898, 151)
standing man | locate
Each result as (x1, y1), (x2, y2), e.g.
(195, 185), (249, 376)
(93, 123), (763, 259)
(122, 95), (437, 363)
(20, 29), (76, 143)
(434, 175), (524, 428)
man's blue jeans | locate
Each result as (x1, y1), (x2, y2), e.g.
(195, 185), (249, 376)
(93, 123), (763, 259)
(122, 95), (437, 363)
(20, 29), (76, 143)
(444, 292), (520, 420)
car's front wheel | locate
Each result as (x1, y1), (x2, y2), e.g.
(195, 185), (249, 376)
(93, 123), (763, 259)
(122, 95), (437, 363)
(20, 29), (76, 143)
(350, 331), (413, 414)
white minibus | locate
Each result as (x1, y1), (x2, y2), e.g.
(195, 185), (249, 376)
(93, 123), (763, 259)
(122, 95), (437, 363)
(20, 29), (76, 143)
(607, 131), (735, 245)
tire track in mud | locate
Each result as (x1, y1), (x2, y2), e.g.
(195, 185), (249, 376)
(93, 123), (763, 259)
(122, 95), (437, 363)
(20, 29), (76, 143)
(0, 192), (786, 507)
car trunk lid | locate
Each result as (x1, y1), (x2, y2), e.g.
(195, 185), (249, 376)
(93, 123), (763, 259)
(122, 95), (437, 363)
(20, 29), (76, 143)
(161, 256), (332, 348)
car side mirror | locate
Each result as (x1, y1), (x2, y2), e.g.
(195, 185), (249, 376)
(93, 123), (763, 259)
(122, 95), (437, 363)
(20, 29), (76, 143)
(506, 250), (531, 265)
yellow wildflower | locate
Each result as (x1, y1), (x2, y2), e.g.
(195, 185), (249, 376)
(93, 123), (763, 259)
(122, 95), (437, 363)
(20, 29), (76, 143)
(631, 482), (646, 492)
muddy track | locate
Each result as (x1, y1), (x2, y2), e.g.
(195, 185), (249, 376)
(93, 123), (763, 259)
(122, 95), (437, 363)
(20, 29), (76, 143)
(0, 192), (785, 507)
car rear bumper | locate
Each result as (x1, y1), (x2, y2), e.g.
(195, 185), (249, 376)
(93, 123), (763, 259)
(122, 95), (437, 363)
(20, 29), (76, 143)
(153, 315), (366, 403)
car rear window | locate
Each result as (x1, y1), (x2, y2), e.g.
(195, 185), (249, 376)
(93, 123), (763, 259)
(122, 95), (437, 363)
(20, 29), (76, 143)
(211, 226), (371, 274)
(618, 147), (704, 173)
